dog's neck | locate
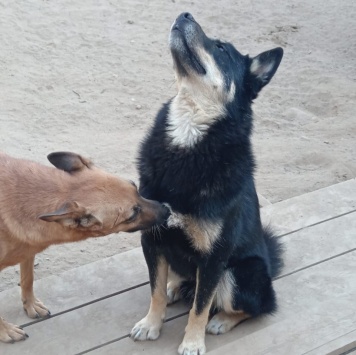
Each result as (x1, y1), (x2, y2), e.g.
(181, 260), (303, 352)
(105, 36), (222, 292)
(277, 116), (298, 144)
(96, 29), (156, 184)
(166, 87), (226, 148)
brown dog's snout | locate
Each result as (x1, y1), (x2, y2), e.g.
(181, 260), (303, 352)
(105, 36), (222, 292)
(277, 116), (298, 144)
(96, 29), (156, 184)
(142, 198), (171, 228)
(143, 199), (171, 226)
(157, 202), (171, 224)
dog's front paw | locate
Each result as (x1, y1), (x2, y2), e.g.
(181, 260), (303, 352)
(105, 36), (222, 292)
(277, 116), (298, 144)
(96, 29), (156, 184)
(130, 317), (162, 341)
(178, 337), (206, 355)
(0, 318), (28, 343)
(23, 298), (51, 319)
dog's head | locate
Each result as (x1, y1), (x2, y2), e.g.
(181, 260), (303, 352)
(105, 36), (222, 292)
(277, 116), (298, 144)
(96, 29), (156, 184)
(169, 12), (283, 104)
(38, 152), (170, 235)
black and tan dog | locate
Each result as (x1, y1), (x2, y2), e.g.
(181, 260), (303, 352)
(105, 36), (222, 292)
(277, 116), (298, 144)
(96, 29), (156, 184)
(130, 13), (284, 355)
(0, 151), (169, 343)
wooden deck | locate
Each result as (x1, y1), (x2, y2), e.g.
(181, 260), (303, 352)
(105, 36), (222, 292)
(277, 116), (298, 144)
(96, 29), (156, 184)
(1, 179), (356, 355)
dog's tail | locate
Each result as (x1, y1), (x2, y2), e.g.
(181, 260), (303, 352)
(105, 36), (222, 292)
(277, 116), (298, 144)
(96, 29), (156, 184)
(263, 227), (284, 278)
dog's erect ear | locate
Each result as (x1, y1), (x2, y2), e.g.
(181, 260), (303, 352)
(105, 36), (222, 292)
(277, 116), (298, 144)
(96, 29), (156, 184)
(38, 201), (102, 229)
(249, 47), (283, 99)
(47, 152), (92, 173)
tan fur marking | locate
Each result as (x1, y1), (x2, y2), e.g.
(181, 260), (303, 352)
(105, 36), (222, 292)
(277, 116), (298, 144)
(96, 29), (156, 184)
(178, 271), (215, 354)
(250, 58), (274, 79)
(168, 45), (236, 148)
(167, 267), (185, 304)
(250, 58), (260, 74)
(168, 212), (222, 252)
(214, 270), (236, 313)
(130, 257), (168, 341)
(146, 256), (168, 321)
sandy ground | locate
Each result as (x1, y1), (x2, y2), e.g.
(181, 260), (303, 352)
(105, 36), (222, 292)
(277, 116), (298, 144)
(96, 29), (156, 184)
(0, 0), (355, 292)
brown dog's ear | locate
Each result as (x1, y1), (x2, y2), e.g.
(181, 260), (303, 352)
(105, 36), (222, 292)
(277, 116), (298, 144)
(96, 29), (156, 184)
(38, 201), (102, 229)
(47, 152), (92, 173)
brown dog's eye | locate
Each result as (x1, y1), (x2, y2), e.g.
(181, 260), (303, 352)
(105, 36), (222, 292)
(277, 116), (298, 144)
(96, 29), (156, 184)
(127, 206), (141, 223)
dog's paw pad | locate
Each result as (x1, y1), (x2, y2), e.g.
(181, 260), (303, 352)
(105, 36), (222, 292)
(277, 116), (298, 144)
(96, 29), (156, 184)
(130, 318), (161, 341)
(178, 339), (206, 355)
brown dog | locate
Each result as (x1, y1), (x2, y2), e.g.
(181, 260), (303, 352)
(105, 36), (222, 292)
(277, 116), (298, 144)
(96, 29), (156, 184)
(0, 151), (169, 343)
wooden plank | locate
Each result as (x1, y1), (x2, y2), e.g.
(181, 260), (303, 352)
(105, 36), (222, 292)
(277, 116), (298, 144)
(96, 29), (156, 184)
(262, 178), (356, 235)
(0, 247), (149, 326)
(112, 251), (356, 355)
(257, 193), (272, 207)
(208, 306), (356, 355)
(0, 284), (188, 355)
(278, 212), (356, 278)
(304, 330), (356, 355)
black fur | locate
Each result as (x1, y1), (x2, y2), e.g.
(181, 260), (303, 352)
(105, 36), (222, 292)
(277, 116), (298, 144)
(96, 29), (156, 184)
(138, 13), (284, 323)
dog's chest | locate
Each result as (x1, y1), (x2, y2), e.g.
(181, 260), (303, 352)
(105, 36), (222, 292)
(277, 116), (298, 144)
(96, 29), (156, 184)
(167, 212), (222, 253)
(167, 111), (209, 148)
(166, 94), (223, 149)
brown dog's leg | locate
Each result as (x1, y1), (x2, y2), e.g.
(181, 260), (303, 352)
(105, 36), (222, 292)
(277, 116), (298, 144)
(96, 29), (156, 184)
(130, 256), (168, 341)
(0, 317), (28, 343)
(20, 256), (50, 319)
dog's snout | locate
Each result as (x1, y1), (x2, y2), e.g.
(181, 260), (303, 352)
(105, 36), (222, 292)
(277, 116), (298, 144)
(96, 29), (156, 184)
(161, 204), (171, 221)
(152, 201), (171, 224)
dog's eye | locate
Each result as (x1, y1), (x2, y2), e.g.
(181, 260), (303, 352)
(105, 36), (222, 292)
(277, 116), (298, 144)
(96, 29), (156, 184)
(216, 43), (225, 52)
(127, 206), (141, 223)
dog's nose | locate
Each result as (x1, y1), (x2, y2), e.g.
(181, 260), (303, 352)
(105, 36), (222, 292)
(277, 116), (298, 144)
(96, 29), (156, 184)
(183, 12), (195, 21)
(176, 12), (195, 24)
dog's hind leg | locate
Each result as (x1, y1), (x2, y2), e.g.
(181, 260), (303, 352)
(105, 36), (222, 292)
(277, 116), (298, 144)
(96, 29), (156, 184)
(206, 311), (250, 334)
(207, 256), (276, 336)
(167, 267), (184, 305)
(0, 317), (28, 343)
(20, 255), (51, 319)
(207, 270), (251, 334)
(130, 250), (168, 341)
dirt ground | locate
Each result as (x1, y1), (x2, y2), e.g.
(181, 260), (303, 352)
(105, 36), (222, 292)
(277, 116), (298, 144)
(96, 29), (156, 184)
(0, 0), (355, 291)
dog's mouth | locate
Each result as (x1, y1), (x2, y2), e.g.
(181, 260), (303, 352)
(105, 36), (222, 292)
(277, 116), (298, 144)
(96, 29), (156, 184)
(169, 13), (207, 76)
